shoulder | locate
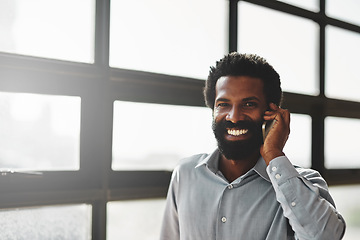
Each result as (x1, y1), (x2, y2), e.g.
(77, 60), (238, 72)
(170, 152), (210, 178)
(176, 153), (209, 171)
(168, 153), (209, 186)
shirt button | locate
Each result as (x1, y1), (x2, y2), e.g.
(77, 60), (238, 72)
(228, 184), (233, 189)
(291, 202), (296, 207)
(272, 166), (277, 172)
(221, 217), (227, 223)
(275, 174), (281, 179)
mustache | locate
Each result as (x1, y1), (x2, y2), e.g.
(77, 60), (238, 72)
(214, 120), (260, 130)
(222, 120), (256, 129)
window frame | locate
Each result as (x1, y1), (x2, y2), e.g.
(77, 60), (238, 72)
(0, 0), (359, 239)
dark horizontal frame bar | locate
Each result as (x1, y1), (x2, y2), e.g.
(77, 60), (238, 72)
(0, 188), (103, 209)
(326, 169), (360, 185)
(0, 170), (171, 208)
(3, 51), (360, 118)
(241, 0), (360, 33)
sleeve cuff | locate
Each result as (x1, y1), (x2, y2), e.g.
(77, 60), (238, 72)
(266, 156), (300, 185)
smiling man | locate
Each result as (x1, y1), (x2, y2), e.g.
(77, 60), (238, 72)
(160, 53), (346, 240)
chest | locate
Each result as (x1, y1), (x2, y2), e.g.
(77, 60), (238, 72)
(176, 173), (293, 239)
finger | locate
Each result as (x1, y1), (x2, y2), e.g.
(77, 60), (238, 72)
(276, 108), (290, 124)
(269, 102), (279, 110)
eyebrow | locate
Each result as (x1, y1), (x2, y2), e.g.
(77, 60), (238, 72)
(242, 96), (260, 102)
(215, 98), (230, 103)
(215, 96), (260, 103)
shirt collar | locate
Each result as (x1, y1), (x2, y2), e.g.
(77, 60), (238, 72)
(195, 148), (220, 172)
(195, 148), (270, 182)
(253, 156), (271, 182)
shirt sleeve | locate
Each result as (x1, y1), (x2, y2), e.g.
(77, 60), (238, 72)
(266, 156), (346, 240)
(160, 168), (180, 240)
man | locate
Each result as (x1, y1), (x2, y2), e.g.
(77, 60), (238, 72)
(160, 52), (346, 239)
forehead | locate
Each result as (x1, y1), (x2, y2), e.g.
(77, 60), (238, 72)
(215, 76), (265, 100)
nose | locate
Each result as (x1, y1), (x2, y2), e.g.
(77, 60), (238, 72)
(225, 106), (246, 123)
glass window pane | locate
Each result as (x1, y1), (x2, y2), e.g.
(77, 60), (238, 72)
(283, 114), (312, 168)
(107, 199), (166, 240)
(325, 117), (360, 169)
(238, 2), (318, 95)
(325, 26), (360, 102)
(112, 101), (216, 171)
(329, 185), (360, 240)
(276, 0), (319, 12)
(109, 0), (227, 79)
(0, 204), (92, 240)
(0, 92), (81, 171)
(0, 0), (95, 63)
(327, 0), (360, 26)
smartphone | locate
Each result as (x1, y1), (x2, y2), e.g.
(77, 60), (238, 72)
(262, 120), (276, 143)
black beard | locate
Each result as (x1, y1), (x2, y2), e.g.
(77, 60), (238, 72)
(212, 119), (263, 161)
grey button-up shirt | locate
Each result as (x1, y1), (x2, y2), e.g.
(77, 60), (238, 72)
(160, 149), (345, 240)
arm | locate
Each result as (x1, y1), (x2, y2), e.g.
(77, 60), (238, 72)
(160, 169), (180, 240)
(267, 156), (346, 240)
(261, 103), (345, 239)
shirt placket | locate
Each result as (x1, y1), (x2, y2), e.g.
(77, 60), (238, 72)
(216, 180), (241, 239)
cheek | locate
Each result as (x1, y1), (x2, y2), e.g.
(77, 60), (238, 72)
(213, 109), (226, 122)
(248, 110), (265, 122)
(255, 112), (265, 122)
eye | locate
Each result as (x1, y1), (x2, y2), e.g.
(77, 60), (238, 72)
(244, 102), (257, 108)
(217, 102), (229, 108)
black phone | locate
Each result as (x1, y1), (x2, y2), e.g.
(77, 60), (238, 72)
(262, 120), (276, 143)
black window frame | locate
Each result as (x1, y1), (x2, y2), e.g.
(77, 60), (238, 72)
(0, 0), (359, 239)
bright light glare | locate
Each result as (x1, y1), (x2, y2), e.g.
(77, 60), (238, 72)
(0, 0), (95, 63)
(284, 114), (312, 168)
(8, 93), (81, 136)
(112, 101), (216, 170)
(51, 98), (81, 136)
(326, 26), (360, 102)
(109, 0), (227, 79)
(0, 92), (81, 171)
(238, 1), (318, 96)
(327, 0), (360, 26)
(10, 93), (44, 122)
(325, 117), (360, 168)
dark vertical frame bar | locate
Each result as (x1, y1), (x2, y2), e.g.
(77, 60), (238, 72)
(92, 0), (111, 239)
(311, 0), (326, 174)
(92, 200), (107, 240)
(311, 107), (325, 174)
(94, 0), (111, 68)
(319, 0), (326, 97)
(229, 0), (238, 52)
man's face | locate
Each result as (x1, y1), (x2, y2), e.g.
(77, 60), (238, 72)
(212, 76), (268, 161)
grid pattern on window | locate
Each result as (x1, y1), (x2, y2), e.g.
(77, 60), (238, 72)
(0, 0), (359, 239)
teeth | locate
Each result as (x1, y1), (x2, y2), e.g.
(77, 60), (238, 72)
(227, 129), (248, 136)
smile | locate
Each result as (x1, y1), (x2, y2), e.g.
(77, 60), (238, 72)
(227, 129), (249, 136)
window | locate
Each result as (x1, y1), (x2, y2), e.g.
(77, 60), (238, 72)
(112, 101), (215, 170)
(276, 0), (319, 12)
(238, 1), (318, 95)
(329, 185), (360, 239)
(283, 114), (312, 168)
(0, 204), (92, 239)
(0, 0), (95, 63)
(325, 117), (360, 169)
(327, 0), (360, 26)
(109, 0), (227, 79)
(326, 26), (360, 102)
(0, 92), (81, 171)
(107, 199), (166, 240)
(0, 0), (359, 239)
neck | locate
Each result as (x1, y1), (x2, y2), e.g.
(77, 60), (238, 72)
(219, 151), (260, 183)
